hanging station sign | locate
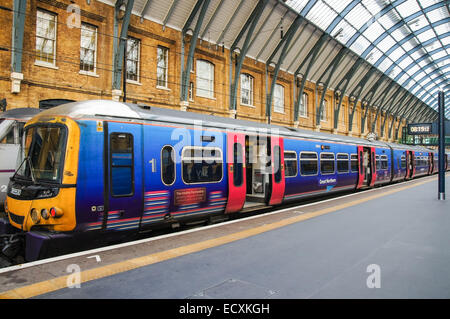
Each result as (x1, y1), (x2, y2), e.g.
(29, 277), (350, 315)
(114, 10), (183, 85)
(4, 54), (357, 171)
(407, 123), (433, 135)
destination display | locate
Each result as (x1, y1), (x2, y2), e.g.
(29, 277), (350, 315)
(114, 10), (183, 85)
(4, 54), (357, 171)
(407, 123), (432, 135)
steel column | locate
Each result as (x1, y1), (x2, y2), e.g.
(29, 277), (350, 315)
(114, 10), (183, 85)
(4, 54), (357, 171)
(112, 0), (134, 91)
(229, 0), (269, 111)
(438, 91), (445, 200)
(180, 0), (211, 102)
(11, 0), (27, 74)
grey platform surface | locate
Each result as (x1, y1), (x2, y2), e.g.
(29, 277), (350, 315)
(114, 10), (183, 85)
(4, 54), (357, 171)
(38, 176), (450, 299)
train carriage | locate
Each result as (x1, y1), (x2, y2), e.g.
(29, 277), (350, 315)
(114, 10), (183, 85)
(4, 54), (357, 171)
(0, 100), (444, 261)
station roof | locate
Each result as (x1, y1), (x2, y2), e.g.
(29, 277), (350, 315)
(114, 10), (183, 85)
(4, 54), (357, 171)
(111, 0), (449, 121)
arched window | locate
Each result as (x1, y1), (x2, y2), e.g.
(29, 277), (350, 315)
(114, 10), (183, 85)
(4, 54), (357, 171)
(240, 73), (254, 106)
(299, 92), (308, 117)
(273, 84), (284, 113)
(196, 60), (214, 98)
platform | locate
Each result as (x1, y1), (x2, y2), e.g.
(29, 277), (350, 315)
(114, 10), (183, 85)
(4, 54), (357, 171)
(0, 174), (449, 299)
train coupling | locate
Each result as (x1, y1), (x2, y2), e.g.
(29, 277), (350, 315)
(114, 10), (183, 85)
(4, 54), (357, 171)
(1, 233), (24, 259)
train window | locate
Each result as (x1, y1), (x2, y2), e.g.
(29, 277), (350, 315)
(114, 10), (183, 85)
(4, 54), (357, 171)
(350, 154), (358, 172)
(400, 155), (406, 169)
(320, 152), (335, 175)
(337, 153), (349, 173)
(0, 120), (15, 144)
(273, 146), (282, 183)
(375, 155), (381, 170)
(381, 155), (388, 170)
(182, 146), (223, 184)
(300, 152), (318, 176)
(233, 143), (243, 187)
(284, 151), (297, 178)
(110, 133), (134, 196)
(161, 146), (175, 186)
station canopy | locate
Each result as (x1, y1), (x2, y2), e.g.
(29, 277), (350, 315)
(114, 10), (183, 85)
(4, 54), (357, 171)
(123, 0), (449, 121)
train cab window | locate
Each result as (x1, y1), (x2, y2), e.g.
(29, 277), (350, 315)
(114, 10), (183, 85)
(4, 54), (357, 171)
(375, 155), (381, 170)
(284, 151), (298, 178)
(400, 155), (406, 169)
(0, 120), (15, 144)
(233, 143), (243, 187)
(350, 154), (358, 172)
(300, 152), (318, 176)
(381, 155), (388, 170)
(182, 146), (223, 184)
(161, 146), (175, 186)
(320, 153), (335, 175)
(337, 153), (349, 173)
(110, 133), (134, 196)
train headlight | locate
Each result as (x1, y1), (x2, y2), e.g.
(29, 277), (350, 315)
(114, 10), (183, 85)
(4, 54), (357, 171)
(30, 208), (40, 224)
(50, 207), (63, 218)
(41, 209), (50, 220)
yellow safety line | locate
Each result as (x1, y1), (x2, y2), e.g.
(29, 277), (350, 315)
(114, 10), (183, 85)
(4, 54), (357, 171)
(0, 177), (436, 299)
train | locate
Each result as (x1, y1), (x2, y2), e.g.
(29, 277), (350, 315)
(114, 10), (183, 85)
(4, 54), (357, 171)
(1, 100), (449, 262)
(0, 108), (41, 210)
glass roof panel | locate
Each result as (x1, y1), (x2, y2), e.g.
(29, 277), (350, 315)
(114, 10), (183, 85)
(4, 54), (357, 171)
(306, 0), (337, 31)
(407, 15), (428, 32)
(427, 7), (448, 24)
(416, 29), (437, 43)
(285, 0), (449, 117)
(331, 20), (358, 44)
(363, 21), (385, 42)
(350, 35), (371, 55)
(396, 0), (421, 18)
(346, 3), (371, 30)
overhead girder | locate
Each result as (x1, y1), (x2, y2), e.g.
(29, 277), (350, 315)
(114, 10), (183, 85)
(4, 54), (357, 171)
(180, 0), (211, 102)
(112, 0), (135, 91)
(314, 46), (348, 127)
(358, 75), (392, 134)
(379, 85), (405, 136)
(293, 33), (329, 123)
(229, 0), (270, 112)
(246, 1), (279, 54)
(333, 57), (365, 129)
(11, 0), (27, 74)
(266, 15), (302, 122)
(162, 0), (180, 30)
(368, 82), (399, 134)
(347, 67), (379, 132)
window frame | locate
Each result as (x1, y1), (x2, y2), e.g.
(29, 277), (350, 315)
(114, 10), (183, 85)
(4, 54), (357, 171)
(380, 155), (388, 170)
(161, 145), (176, 186)
(240, 73), (254, 106)
(35, 9), (58, 67)
(320, 152), (335, 175)
(284, 150), (298, 178)
(350, 153), (358, 173)
(181, 146), (223, 185)
(196, 59), (215, 99)
(336, 153), (349, 174)
(299, 92), (308, 118)
(79, 22), (98, 75)
(110, 132), (134, 197)
(273, 83), (285, 113)
(126, 36), (141, 83)
(299, 151), (319, 176)
(156, 45), (169, 88)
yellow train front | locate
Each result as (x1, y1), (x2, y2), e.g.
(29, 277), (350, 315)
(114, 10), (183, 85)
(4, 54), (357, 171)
(1, 108), (80, 261)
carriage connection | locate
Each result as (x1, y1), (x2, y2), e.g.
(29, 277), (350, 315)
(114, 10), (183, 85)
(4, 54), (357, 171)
(1, 100), (449, 262)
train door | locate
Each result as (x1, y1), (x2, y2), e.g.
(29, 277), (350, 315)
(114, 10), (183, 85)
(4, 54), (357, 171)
(103, 122), (143, 230)
(428, 153), (433, 175)
(356, 146), (364, 189)
(369, 147), (377, 187)
(268, 135), (285, 205)
(225, 132), (246, 213)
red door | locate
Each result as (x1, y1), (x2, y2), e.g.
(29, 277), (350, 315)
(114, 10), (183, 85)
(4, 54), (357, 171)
(225, 132), (246, 214)
(405, 151), (411, 179)
(370, 147), (377, 187)
(268, 135), (285, 206)
(357, 146), (365, 189)
(428, 153), (433, 175)
(411, 151), (416, 178)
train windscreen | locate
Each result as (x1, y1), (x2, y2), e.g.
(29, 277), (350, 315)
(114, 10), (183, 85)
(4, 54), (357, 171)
(16, 125), (67, 183)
